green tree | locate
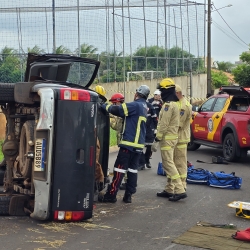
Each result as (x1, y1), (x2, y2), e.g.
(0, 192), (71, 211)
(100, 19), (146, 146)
(215, 61), (234, 72)
(75, 43), (98, 58)
(211, 70), (229, 88)
(0, 46), (17, 63)
(0, 46), (22, 82)
(232, 49), (250, 87)
(55, 45), (71, 54)
(27, 45), (45, 54)
(133, 45), (204, 77)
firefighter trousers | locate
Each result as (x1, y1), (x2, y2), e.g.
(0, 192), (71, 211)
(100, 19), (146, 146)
(174, 143), (188, 190)
(160, 140), (185, 194)
(139, 145), (152, 166)
(107, 147), (139, 198)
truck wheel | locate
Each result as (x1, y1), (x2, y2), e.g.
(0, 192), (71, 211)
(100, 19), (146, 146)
(223, 133), (237, 162)
(0, 159), (6, 170)
(0, 195), (11, 215)
(187, 136), (201, 151)
(19, 121), (35, 178)
(0, 170), (4, 186)
(0, 83), (15, 103)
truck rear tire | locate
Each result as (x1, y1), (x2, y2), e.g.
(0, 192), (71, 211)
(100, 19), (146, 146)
(222, 133), (237, 162)
(0, 195), (11, 215)
(19, 121), (35, 178)
(187, 136), (201, 151)
(0, 169), (4, 186)
(0, 159), (6, 170)
(0, 83), (15, 103)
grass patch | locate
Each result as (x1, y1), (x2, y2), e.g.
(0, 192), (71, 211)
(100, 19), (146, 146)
(110, 128), (117, 147)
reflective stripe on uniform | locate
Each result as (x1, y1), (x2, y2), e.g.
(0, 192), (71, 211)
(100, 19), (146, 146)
(120, 140), (144, 148)
(164, 134), (178, 140)
(134, 116), (147, 143)
(114, 168), (127, 173)
(180, 173), (187, 178)
(160, 146), (172, 150)
(128, 168), (138, 173)
(169, 173), (181, 180)
(106, 104), (111, 111)
(122, 103), (128, 116)
(176, 144), (187, 149)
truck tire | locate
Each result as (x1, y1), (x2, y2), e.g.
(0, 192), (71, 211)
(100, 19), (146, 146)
(0, 159), (6, 170)
(0, 83), (15, 103)
(0, 195), (11, 215)
(0, 169), (4, 186)
(222, 133), (237, 162)
(19, 121), (35, 178)
(187, 135), (201, 151)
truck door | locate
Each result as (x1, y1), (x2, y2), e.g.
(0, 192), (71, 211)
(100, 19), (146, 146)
(208, 97), (230, 142)
(192, 97), (216, 140)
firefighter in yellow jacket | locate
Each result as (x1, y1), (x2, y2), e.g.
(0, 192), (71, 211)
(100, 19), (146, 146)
(155, 78), (187, 202)
(174, 84), (192, 190)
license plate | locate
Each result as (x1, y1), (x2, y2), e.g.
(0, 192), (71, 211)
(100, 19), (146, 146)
(34, 138), (46, 171)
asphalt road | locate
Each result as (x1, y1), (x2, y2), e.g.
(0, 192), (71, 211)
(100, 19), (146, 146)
(0, 146), (249, 250)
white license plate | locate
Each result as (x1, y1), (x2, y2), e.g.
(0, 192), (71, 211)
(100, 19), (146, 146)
(34, 138), (46, 171)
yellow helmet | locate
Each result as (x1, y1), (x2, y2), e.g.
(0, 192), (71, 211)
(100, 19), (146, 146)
(159, 78), (175, 89)
(94, 85), (106, 96)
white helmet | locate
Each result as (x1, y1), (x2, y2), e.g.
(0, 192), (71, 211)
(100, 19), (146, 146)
(154, 90), (161, 95)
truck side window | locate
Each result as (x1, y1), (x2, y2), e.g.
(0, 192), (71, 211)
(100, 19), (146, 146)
(200, 98), (215, 112)
(213, 97), (227, 112)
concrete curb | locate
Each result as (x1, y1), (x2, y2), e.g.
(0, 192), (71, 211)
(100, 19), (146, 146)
(109, 145), (119, 153)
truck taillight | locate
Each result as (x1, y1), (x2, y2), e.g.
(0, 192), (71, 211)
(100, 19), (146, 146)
(54, 211), (85, 221)
(60, 88), (90, 101)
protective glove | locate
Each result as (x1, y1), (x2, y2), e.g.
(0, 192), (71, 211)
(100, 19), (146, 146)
(151, 141), (159, 152)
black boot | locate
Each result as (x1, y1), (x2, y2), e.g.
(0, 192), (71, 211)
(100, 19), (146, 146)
(119, 182), (126, 190)
(169, 193), (187, 202)
(146, 162), (152, 168)
(98, 193), (117, 203)
(123, 192), (132, 203)
(157, 190), (173, 198)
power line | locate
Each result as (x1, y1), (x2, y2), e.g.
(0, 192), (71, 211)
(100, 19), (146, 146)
(213, 20), (247, 49)
(213, 4), (249, 47)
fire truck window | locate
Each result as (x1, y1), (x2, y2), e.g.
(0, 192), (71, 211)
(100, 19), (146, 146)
(200, 98), (215, 112)
(213, 97), (227, 112)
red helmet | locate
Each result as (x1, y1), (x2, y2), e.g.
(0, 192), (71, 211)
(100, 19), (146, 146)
(109, 93), (125, 103)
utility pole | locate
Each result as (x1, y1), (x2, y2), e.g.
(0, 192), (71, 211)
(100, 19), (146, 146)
(207, 0), (212, 94)
(52, 0), (56, 53)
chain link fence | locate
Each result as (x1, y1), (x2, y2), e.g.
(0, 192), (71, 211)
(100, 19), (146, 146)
(0, 0), (206, 92)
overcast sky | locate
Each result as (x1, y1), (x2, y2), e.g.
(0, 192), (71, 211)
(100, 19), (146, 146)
(211, 0), (249, 63)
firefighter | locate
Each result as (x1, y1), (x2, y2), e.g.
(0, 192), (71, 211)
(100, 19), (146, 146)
(155, 78), (187, 202)
(139, 89), (162, 169)
(93, 85), (106, 97)
(147, 89), (163, 118)
(174, 84), (192, 190)
(98, 85), (149, 203)
(109, 93), (127, 190)
(138, 101), (158, 170)
(93, 85), (106, 188)
(109, 93), (125, 144)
